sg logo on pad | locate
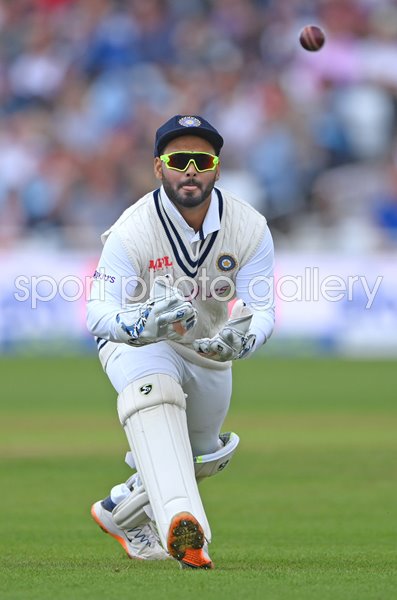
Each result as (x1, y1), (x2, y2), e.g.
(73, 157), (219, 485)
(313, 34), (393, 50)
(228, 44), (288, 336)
(140, 384), (153, 395)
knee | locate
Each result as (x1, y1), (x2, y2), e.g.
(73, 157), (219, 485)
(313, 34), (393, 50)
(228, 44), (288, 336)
(117, 373), (186, 426)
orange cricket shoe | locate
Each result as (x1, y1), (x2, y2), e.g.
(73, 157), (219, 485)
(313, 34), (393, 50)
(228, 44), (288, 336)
(167, 512), (214, 569)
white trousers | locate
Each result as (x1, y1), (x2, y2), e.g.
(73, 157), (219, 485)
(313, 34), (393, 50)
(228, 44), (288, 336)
(103, 341), (232, 456)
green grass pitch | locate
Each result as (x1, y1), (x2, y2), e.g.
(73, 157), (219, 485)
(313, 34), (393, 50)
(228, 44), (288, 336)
(0, 356), (396, 599)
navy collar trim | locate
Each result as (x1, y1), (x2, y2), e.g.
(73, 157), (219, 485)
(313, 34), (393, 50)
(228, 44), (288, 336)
(153, 188), (223, 278)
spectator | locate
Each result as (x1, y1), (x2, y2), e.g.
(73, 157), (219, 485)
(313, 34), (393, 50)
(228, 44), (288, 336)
(0, 0), (396, 250)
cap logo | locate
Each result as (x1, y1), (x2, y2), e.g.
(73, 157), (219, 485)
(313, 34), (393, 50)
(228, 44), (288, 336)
(178, 116), (201, 128)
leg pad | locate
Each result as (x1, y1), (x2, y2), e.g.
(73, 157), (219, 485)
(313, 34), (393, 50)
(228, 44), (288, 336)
(113, 431), (240, 530)
(117, 374), (211, 548)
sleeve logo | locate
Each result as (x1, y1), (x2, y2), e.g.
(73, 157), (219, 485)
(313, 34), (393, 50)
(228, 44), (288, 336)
(93, 270), (116, 283)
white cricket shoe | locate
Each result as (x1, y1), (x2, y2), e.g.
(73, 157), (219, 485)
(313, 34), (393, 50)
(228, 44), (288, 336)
(91, 500), (169, 560)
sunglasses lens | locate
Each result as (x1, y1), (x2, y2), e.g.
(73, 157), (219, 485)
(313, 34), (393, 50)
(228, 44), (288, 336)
(167, 153), (216, 171)
(167, 153), (190, 170)
(194, 154), (216, 170)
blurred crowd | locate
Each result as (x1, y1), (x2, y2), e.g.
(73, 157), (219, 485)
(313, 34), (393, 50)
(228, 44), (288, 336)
(1, 0), (397, 252)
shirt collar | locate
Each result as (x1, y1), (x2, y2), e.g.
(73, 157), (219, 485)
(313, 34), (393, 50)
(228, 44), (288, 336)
(159, 186), (220, 242)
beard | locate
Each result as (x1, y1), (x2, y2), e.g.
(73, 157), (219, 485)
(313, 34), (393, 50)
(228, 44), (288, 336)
(161, 175), (216, 209)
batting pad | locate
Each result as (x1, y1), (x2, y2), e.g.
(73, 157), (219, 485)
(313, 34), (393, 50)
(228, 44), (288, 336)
(117, 374), (211, 548)
(112, 481), (150, 529)
(194, 431), (240, 481)
(114, 432), (240, 530)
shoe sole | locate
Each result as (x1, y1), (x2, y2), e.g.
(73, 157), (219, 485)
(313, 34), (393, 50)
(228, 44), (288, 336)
(167, 512), (214, 569)
(90, 503), (142, 560)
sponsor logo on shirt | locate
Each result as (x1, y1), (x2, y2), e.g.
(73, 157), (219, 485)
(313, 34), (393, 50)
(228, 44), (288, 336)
(149, 256), (174, 270)
(93, 270), (116, 283)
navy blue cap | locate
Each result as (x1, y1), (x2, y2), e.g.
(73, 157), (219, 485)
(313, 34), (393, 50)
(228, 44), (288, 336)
(154, 115), (224, 157)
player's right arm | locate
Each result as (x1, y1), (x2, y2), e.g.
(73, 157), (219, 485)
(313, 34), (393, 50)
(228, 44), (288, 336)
(86, 233), (197, 345)
(193, 226), (275, 362)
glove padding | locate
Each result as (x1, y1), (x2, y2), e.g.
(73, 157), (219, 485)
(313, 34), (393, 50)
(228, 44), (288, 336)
(116, 276), (197, 345)
(193, 300), (256, 361)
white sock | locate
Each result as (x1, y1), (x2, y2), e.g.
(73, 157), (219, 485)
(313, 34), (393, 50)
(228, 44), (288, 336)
(110, 483), (131, 505)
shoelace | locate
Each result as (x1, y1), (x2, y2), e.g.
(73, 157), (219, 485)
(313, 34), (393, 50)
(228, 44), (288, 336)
(126, 526), (154, 547)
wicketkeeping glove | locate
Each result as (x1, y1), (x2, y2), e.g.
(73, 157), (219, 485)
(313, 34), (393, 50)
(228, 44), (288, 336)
(116, 275), (197, 346)
(193, 299), (256, 361)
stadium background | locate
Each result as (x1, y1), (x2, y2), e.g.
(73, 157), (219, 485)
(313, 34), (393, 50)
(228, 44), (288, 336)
(1, 1), (396, 598)
(0, 0), (396, 355)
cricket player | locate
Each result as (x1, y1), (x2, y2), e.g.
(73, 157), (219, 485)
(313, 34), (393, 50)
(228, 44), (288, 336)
(87, 114), (275, 569)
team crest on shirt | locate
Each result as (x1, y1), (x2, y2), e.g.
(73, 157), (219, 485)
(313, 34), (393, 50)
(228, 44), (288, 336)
(216, 254), (237, 272)
(178, 116), (201, 127)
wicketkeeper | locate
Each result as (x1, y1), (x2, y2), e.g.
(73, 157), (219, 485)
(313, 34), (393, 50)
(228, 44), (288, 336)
(87, 114), (275, 569)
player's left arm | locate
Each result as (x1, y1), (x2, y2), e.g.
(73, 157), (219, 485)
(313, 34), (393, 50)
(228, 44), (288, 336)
(193, 226), (275, 361)
(235, 224), (275, 351)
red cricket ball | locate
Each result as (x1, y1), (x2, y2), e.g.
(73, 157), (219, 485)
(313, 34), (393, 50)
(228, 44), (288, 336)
(299, 25), (326, 52)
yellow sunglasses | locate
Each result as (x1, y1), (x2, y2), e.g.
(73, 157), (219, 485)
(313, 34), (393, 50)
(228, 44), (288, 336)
(160, 151), (219, 172)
